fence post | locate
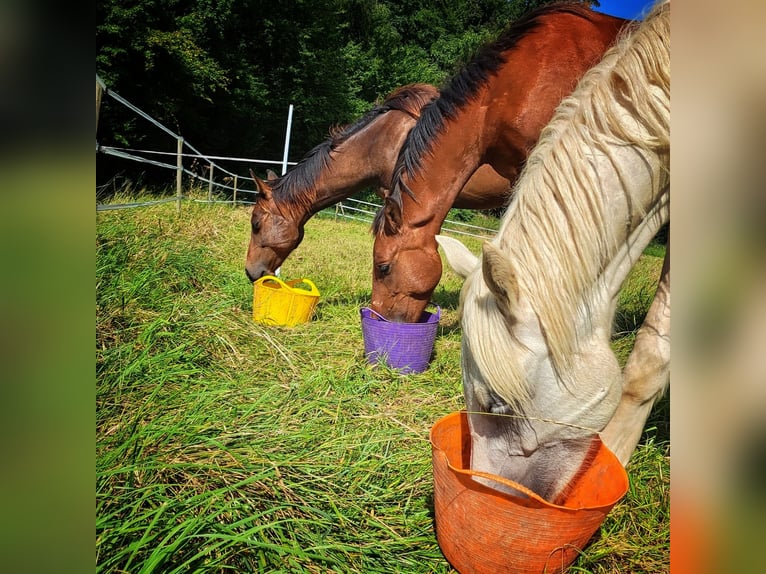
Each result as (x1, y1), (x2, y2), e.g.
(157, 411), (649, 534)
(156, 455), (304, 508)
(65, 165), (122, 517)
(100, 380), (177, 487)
(208, 163), (214, 202)
(176, 137), (183, 214)
(281, 104), (294, 175)
(233, 175), (238, 206)
(96, 78), (103, 134)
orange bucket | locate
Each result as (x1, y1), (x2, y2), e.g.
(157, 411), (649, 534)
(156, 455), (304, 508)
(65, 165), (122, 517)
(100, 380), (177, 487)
(252, 276), (320, 327)
(430, 411), (628, 573)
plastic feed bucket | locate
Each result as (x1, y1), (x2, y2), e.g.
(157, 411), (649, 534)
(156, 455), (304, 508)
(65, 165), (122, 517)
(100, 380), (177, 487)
(360, 305), (440, 374)
(252, 276), (320, 327)
(430, 411), (629, 574)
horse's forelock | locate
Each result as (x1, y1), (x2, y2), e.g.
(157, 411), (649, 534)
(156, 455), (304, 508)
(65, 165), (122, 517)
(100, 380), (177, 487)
(371, 206), (386, 236)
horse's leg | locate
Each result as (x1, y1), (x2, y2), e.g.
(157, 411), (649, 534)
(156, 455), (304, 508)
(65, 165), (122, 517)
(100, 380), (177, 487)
(602, 245), (670, 465)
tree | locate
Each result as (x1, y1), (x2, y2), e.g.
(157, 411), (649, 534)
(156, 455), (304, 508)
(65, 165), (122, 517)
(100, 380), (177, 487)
(97, 0), (567, 187)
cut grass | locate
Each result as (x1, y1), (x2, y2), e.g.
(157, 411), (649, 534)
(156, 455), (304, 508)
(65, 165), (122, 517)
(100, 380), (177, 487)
(97, 195), (668, 572)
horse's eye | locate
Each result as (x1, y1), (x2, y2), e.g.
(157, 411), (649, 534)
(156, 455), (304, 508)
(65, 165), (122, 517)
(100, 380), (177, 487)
(251, 220), (260, 234)
(377, 263), (391, 276)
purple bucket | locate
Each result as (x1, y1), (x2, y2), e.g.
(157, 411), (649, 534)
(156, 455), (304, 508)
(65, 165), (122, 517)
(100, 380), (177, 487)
(360, 305), (441, 374)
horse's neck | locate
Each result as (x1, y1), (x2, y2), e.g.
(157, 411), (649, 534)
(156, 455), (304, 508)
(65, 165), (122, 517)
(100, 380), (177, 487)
(588, 141), (670, 315)
(450, 165), (511, 210)
(504, 141), (669, 367)
(399, 80), (530, 226)
(301, 112), (416, 220)
(402, 114), (487, 231)
(599, 181), (669, 320)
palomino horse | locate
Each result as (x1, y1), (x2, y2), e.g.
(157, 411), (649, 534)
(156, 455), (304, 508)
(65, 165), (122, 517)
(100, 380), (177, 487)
(437, 0), (669, 503)
(371, 4), (627, 322)
(244, 84), (510, 281)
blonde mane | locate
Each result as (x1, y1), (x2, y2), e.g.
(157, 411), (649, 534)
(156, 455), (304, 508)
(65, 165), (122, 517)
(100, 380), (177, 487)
(467, 1), (670, 408)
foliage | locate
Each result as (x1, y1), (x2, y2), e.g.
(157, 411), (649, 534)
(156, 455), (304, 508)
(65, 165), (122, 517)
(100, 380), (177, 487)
(96, 0), (575, 186)
(96, 195), (668, 573)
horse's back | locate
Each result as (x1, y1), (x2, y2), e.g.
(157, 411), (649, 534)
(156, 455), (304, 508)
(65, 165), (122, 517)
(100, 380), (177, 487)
(482, 7), (628, 175)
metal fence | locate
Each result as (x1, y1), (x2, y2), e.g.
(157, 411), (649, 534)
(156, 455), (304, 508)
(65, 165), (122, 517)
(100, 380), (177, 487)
(96, 75), (497, 239)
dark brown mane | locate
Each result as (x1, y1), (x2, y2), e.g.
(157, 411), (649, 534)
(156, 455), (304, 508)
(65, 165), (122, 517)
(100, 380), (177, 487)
(268, 84), (439, 210)
(375, 3), (603, 234)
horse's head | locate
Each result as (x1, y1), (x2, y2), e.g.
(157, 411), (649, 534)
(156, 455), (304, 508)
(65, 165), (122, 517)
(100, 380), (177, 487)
(370, 193), (443, 322)
(245, 170), (304, 282)
(438, 235), (624, 501)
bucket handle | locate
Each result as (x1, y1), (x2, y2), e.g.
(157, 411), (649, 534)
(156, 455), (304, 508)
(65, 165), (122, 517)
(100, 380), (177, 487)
(362, 307), (390, 323)
(426, 303), (441, 320)
(437, 450), (556, 507)
(255, 275), (287, 289)
(361, 302), (440, 323)
(256, 275), (319, 296)
(287, 277), (320, 296)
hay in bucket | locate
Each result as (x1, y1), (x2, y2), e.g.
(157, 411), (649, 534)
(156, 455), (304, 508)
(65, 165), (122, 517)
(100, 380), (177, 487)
(360, 304), (440, 374)
(430, 411), (629, 573)
(252, 276), (320, 327)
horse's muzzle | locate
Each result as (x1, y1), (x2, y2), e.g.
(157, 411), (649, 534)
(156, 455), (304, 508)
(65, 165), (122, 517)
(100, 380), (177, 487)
(245, 266), (269, 282)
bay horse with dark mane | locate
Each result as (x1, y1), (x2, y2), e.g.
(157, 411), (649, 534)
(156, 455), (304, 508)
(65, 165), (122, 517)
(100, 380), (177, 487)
(244, 84), (510, 281)
(371, 3), (627, 322)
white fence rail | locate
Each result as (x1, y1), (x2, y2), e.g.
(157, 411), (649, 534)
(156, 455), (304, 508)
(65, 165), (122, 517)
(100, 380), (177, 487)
(327, 199), (496, 239)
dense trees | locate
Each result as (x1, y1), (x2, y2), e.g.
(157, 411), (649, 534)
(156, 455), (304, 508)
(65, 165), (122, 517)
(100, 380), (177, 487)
(96, 0), (591, 184)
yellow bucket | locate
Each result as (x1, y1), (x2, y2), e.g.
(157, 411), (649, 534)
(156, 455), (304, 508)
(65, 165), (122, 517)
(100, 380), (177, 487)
(252, 276), (320, 327)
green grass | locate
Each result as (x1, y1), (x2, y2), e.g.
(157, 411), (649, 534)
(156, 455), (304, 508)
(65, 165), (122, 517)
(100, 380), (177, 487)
(97, 194), (668, 573)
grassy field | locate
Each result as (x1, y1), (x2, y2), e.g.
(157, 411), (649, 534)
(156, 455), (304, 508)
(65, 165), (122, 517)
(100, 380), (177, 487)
(96, 194), (669, 573)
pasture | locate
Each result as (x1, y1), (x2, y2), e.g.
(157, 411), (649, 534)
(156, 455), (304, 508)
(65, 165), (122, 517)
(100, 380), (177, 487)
(96, 193), (669, 572)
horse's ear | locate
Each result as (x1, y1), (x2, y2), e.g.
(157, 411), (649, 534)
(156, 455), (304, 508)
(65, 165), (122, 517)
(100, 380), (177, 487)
(266, 169), (279, 181)
(436, 235), (478, 279)
(382, 197), (403, 233)
(249, 169), (273, 201)
(482, 242), (519, 319)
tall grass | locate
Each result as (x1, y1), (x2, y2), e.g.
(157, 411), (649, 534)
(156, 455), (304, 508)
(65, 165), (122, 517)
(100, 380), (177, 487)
(97, 195), (668, 572)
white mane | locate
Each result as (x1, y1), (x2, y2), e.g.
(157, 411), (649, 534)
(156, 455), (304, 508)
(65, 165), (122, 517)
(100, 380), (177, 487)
(465, 1), (670, 408)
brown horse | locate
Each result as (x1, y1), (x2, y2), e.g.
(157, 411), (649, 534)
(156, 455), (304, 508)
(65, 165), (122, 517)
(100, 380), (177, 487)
(244, 84), (511, 281)
(371, 4), (627, 322)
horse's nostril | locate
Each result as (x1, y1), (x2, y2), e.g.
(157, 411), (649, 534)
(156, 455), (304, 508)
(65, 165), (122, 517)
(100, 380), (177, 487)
(245, 268), (256, 283)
